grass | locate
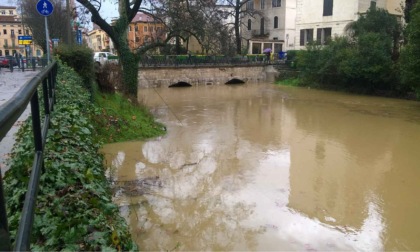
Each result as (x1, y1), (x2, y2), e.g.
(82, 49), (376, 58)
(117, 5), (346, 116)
(275, 78), (301, 87)
(92, 92), (165, 143)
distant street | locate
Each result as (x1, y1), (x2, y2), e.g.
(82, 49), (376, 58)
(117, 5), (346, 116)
(0, 68), (39, 175)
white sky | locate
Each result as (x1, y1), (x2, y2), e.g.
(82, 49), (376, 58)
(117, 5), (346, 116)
(0, 0), (119, 24)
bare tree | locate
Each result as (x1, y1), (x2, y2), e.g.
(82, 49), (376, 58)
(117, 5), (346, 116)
(17, 0), (72, 53)
(216, 0), (262, 54)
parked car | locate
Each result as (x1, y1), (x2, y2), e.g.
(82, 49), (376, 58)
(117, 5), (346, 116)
(5, 56), (18, 66)
(0, 56), (18, 67)
(93, 52), (118, 66)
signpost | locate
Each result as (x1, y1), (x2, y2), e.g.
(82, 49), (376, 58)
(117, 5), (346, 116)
(36, 0), (54, 62)
(77, 30), (82, 45)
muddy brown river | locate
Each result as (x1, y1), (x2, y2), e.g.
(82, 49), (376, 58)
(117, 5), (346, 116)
(101, 83), (420, 251)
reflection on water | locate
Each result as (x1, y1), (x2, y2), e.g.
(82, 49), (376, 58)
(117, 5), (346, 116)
(101, 84), (420, 251)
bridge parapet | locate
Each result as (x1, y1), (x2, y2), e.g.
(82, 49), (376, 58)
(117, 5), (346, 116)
(138, 65), (277, 88)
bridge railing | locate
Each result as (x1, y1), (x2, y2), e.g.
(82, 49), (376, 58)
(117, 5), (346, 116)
(138, 55), (274, 67)
(0, 61), (58, 251)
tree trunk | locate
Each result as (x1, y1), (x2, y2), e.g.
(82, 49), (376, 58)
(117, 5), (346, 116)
(235, 1), (242, 55)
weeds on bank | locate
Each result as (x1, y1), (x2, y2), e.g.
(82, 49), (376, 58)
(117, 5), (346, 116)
(275, 78), (301, 87)
(92, 92), (165, 143)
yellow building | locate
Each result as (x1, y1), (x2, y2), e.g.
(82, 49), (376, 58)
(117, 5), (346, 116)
(0, 6), (22, 56)
(0, 5), (43, 57)
(127, 13), (166, 51)
(86, 24), (114, 53)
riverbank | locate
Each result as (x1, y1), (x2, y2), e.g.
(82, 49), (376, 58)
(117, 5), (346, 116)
(275, 78), (419, 101)
(3, 63), (160, 250)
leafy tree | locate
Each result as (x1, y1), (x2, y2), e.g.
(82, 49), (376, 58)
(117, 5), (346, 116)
(405, 0), (418, 22)
(298, 8), (401, 93)
(400, 1), (420, 95)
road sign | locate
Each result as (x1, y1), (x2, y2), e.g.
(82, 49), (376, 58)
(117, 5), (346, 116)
(51, 38), (59, 42)
(77, 30), (82, 45)
(18, 36), (32, 45)
(36, 0), (54, 17)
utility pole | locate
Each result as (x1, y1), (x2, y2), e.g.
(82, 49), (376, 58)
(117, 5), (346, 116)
(66, 0), (72, 45)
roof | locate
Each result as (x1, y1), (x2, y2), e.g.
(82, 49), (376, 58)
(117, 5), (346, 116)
(132, 13), (157, 23)
(0, 6), (16, 9)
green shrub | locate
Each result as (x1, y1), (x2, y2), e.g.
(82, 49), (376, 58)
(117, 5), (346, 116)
(285, 50), (298, 68)
(54, 45), (94, 88)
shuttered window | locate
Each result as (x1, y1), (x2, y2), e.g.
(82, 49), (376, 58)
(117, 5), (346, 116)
(323, 0), (333, 16)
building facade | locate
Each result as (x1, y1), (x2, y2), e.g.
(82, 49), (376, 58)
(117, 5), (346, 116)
(0, 6), (22, 56)
(0, 6), (43, 57)
(242, 0), (297, 55)
(127, 13), (166, 51)
(86, 24), (114, 53)
(295, 0), (404, 49)
(241, 0), (403, 54)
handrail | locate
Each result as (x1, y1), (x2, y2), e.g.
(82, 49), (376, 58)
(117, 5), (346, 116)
(0, 61), (58, 251)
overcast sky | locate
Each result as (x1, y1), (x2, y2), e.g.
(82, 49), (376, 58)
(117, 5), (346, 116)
(0, 0), (119, 24)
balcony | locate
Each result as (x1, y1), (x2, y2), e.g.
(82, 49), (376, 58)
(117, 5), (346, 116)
(251, 30), (270, 38)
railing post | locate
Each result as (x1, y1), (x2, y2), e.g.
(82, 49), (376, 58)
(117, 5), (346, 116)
(14, 90), (44, 251)
(0, 173), (11, 251)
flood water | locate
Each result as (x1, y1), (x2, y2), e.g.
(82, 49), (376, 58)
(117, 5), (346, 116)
(101, 83), (420, 251)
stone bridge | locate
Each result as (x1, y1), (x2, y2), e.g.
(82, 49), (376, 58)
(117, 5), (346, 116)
(138, 65), (281, 88)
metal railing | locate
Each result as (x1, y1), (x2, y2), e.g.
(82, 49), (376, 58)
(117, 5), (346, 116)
(137, 55), (275, 67)
(0, 61), (58, 251)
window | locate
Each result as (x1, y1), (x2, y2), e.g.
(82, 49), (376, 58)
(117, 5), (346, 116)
(0, 50), (2, 56)
(5, 50), (9, 56)
(135, 37), (140, 42)
(260, 18), (265, 35)
(370, 1), (376, 9)
(272, 0), (281, 7)
(247, 19), (251, 30)
(3, 29), (6, 35)
(144, 26), (148, 32)
(246, 0), (254, 10)
(1, 10), (5, 15)
(129, 26), (132, 32)
(18, 29), (22, 34)
(9, 10), (13, 15)
(300, 29), (314, 46)
(317, 28), (332, 44)
(261, 0), (265, 9)
(11, 30), (14, 35)
(274, 16), (278, 28)
(135, 26), (138, 31)
(323, 0), (333, 16)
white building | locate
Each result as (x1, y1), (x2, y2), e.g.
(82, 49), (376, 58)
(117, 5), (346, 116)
(295, 0), (403, 49)
(241, 0), (403, 54)
(242, 0), (297, 55)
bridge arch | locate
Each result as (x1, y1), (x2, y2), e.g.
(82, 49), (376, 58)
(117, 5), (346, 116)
(225, 78), (245, 85)
(169, 82), (192, 88)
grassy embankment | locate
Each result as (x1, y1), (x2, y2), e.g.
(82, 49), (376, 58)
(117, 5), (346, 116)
(3, 62), (164, 250)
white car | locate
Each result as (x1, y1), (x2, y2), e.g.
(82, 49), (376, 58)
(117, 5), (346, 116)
(93, 52), (117, 66)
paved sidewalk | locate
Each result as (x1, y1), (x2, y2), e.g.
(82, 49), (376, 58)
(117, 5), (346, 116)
(0, 68), (40, 175)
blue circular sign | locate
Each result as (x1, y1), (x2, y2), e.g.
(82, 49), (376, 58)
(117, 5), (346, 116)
(36, 0), (54, 17)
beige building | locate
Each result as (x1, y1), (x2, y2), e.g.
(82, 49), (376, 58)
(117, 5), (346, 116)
(0, 6), (22, 56)
(295, 0), (404, 49)
(86, 24), (114, 53)
(0, 6), (43, 57)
